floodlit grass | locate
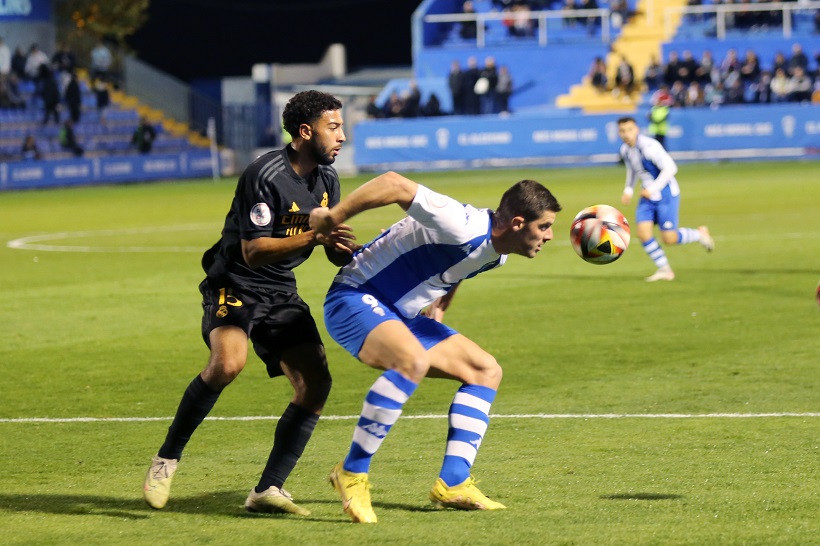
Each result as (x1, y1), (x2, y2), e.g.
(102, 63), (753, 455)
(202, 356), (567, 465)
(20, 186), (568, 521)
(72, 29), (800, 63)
(1, 161), (818, 545)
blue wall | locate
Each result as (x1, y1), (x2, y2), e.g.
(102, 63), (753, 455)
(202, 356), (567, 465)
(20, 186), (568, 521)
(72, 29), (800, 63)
(0, 151), (219, 191)
(353, 104), (820, 170)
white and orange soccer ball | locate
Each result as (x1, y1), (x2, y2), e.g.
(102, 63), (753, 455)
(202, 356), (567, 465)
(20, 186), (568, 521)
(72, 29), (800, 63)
(570, 204), (631, 265)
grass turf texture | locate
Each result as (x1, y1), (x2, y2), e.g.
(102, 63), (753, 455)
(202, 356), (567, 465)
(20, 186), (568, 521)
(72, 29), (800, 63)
(1, 161), (818, 545)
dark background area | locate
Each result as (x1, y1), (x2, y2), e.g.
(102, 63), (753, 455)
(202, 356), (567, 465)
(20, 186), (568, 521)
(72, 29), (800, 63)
(127, 0), (422, 82)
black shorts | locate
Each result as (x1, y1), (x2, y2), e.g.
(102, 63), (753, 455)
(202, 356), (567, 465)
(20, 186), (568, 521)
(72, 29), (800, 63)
(199, 278), (323, 378)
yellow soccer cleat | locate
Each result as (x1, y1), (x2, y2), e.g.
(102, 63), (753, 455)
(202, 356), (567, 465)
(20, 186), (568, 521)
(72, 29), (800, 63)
(429, 476), (507, 510)
(143, 455), (178, 509)
(245, 485), (311, 516)
(328, 462), (377, 523)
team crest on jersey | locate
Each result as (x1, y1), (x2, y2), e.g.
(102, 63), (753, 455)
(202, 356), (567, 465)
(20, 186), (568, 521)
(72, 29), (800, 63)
(321, 192), (328, 207)
(288, 202), (300, 212)
(250, 203), (272, 226)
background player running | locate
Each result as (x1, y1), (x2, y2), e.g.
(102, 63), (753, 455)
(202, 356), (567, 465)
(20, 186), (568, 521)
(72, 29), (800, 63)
(617, 116), (714, 282)
(310, 172), (561, 523)
(143, 90), (356, 516)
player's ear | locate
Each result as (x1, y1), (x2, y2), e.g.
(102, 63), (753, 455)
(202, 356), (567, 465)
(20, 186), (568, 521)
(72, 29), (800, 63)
(298, 123), (312, 140)
(510, 216), (526, 231)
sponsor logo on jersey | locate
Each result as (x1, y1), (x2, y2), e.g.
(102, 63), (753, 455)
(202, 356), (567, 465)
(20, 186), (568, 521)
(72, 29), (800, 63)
(250, 203), (272, 226)
(289, 202), (300, 212)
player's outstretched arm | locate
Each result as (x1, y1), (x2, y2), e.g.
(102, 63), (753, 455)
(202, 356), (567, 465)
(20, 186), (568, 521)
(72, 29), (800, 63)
(310, 171), (418, 236)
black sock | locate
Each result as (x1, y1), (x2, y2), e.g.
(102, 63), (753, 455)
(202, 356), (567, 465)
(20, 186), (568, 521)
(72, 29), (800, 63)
(157, 374), (222, 460)
(255, 403), (320, 492)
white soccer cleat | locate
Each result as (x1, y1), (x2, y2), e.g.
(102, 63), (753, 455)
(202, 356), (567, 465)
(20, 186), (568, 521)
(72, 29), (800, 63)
(143, 455), (178, 509)
(698, 226), (714, 252)
(645, 266), (675, 282)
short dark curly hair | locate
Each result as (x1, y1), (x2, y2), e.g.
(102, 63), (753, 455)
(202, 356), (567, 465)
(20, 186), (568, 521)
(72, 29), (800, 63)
(282, 90), (343, 139)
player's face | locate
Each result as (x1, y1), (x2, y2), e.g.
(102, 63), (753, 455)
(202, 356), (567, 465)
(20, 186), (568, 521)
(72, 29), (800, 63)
(618, 121), (639, 147)
(513, 210), (556, 258)
(308, 110), (345, 165)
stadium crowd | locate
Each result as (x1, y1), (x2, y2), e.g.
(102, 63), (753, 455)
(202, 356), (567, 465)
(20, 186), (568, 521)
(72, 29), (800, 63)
(642, 42), (820, 107)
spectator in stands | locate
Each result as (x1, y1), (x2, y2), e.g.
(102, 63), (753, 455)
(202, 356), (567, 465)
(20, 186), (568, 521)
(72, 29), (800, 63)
(59, 119), (84, 156)
(694, 50), (718, 87)
(669, 80), (687, 106)
(751, 71), (773, 104)
(787, 43), (808, 76)
(579, 0), (599, 36)
(460, 1), (478, 40)
(90, 39), (113, 83)
(365, 95), (384, 119)
(562, 0), (577, 28)
(40, 65), (61, 125)
(399, 81), (422, 118)
(609, 0), (629, 29)
(25, 43), (49, 81)
(787, 66), (812, 102)
(132, 116), (158, 154)
(719, 49), (741, 82)
(463, 56), (481, 115)
(705, 81), (725, 108)
(685, 81), (706, 107)
(448, 60), (465, 115)
(769, 67), (791, 102)
(589, 56), (608, 92)
(496, 64), (513, 114)
(678, 50), (699, 85)
(723, 76), (745, 104)
(613, 55), (635, 97)
(478, 56), (499, 114)
(663, 51), (682, 87)
(94, 78), (110, 126)
(52, 42), (76, 75)
(11, 46), (27, 80)
(0, 36), (10, 82)
(740, 50), (761, 87)
(64, 70), (82, 123)
(21, 135), (42, 161)
(421, 93), (444, 117)
(384, 91), (404, 118)
(0, 72), (26, 109)
(506, 3), (535, 37)
(772, 51), (788, 76)
(644, 55), (664, 93)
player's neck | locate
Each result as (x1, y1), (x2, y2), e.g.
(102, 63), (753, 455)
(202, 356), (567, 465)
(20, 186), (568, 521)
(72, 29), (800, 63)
(286, 143), (317, 179)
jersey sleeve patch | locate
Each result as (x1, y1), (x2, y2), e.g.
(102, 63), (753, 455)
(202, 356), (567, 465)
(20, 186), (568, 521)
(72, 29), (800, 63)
(250, 203), (272, 226)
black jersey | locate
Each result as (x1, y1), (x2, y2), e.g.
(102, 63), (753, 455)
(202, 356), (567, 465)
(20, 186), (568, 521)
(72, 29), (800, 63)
(202, 146), (341, 292)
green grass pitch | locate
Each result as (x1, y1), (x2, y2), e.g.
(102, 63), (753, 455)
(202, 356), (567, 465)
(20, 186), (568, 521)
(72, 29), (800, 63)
(1, 160), (818, 545)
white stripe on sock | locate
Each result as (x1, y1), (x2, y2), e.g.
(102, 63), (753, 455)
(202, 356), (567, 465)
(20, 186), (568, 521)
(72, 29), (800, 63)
(445, 440), (480, 463)
(452, 392), (492, 415)
(449, 413), (489, 436)
(370, 375), (411, 404)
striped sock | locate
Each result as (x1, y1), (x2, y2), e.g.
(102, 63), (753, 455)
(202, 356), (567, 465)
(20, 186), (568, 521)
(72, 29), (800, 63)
(439, 384), (496, 487)
(343, 369), (418, 474)
(642, 237), (669, 269)
(676, 227), (700, 244)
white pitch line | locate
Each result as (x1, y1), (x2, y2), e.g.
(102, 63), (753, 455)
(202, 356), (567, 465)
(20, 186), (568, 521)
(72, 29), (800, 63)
(1, 412), (818, 424)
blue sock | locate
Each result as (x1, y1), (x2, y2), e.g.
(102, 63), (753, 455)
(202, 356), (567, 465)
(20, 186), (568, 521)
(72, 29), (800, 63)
(642, 237), (669, 269)
(439, 384), (496, 487)
(676, 227), (700, 244)
(344, 369), (418, 474)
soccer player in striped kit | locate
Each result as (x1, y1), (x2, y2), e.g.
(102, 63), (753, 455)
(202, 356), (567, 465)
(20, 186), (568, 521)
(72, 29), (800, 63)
(617, 116), (714, 281)
(310, 171), (562, 523)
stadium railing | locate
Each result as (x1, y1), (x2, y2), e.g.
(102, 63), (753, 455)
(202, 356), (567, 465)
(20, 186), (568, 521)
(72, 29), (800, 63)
(663, 1), (820, 40)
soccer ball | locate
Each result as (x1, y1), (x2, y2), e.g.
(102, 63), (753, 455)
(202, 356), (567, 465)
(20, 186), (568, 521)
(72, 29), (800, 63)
(570, 204), (631, 265)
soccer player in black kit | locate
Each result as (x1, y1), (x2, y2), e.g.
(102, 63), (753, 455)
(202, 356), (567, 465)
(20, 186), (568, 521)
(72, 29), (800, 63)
(143, 91), (356, 516)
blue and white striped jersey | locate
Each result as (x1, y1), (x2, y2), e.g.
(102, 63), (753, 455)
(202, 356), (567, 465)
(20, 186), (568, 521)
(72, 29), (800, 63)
(333, 184), (506, 318)
(619, 134), (680, 200)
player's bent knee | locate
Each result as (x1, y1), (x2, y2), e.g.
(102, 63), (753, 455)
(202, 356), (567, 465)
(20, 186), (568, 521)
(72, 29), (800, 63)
(202, 356), (246, 388)
(660, 231), (678, 245)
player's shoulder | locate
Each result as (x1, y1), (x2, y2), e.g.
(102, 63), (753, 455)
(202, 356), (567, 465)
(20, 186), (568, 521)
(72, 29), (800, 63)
(317, 164), (340, 184)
